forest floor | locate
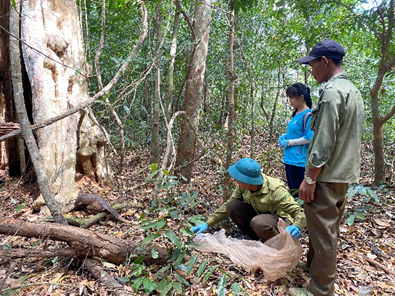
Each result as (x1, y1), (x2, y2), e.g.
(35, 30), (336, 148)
(0, 134), (394, 295)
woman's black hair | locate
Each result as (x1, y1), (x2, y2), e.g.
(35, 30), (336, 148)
(286, 83), (312, 117)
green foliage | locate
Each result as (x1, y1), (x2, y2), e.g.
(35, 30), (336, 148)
(345, 184), (381, 226)
(15, 203), (26, 213)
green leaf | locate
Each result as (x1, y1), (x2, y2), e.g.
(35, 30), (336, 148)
(162, 169), (170, 176)
(173, 250), (186, 266)
(15, 203), (26, 213)
(186, 254), (199, 276)
(172, 281), (182, 292)
(141, 233), (161, 246)
(117, 277), (130, 283)
(197, 260), (208, 277)
(367, 188), (380, 202)
(231, 283), (241, 295)
(347, 214), (355, 226)
(150, 163), (158, 173)
(143, 278), (157, 294)
(164, 230), (182, 249)
(140, 219), (167, 230)
(156, 219), (167, 230)
(156, 279), (167, 292)
(355, 213), (367, 220)
(146, 169), (160, 181)
(151, 248), (159, 259)
(173, 273), (191, 287)
(74, 68), (83, 76)
(159, 284), (172, 296)
(132, 278), (143, 292)
(133, 255), (145, 264)
(19, 275), (29, 283)
(202, 266), (216, 283)
(156, 266), (170, 274)
(11, 0), (18, 12)
(217, 275), (227, 296)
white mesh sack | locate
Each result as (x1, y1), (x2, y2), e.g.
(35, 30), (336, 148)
(192, 219), (303, 281)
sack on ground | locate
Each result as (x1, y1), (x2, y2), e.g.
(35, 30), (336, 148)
(192, 219), (303, 281)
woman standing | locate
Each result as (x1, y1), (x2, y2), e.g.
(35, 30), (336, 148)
(278, 83), (314, 199)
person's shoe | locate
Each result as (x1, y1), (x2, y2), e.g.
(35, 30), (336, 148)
(288, 287), (314, 296)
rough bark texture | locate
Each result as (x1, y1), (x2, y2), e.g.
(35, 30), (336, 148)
(175, 0), (212, 182)
(11, 2), (66, 224)
(0, 218), (168, 265)
(0, 0), (19, 176)
(223, 7), (235, 202)
(18, 0), (112, 207)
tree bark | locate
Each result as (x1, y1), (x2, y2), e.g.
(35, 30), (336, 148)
(10, 2), (66, 224)
(268, 66), (282, 143)
(0, 0), (19, 176)
(223, 5), (235, 202)
(165, 2), (181, 121)
(175, 0), (212, 182)
(20, 0), (86, 205)
(369, 0), (395, 186)
(151, 2), (164, 164)
(0, 218), (168, 265)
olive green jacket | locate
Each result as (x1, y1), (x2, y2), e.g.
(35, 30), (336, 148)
(307, 72), (364, 183)
(206, 174), (306, 230)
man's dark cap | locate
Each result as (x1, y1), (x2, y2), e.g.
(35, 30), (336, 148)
(297, 39), (345, 64)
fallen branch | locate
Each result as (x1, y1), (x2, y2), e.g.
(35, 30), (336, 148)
(0, 248), (75, 260)
(83, 258), (132, 296)
(358, 254), (395, 276)
(0, 218), (167, 265)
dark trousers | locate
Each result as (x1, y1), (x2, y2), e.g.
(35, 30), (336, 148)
(285, 164), (305, 198)
(226, 199), (283, 242)
(305, 182), (348, 296)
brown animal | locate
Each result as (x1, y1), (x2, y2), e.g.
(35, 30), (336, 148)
(74, 192), (133, 224)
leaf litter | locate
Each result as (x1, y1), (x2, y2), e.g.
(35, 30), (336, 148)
(0, 137), (394, 295)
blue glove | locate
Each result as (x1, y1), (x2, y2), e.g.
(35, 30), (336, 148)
(191, 222), (209, 235)
(278, 134), (288, 149)
(285, 225), (301, 239)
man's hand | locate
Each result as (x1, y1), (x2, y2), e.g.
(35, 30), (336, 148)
(190, 222), (209, 235)
(299, 179), (316, 203)
(285, 225), (301, 239)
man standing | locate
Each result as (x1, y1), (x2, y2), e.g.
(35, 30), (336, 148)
(290, 40), (364, 296)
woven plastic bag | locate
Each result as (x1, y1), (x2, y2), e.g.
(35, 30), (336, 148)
(192, 219), (303, 281)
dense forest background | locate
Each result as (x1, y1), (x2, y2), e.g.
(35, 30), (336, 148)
(82, 0), (394, 185)
(0, 0), (394, 295)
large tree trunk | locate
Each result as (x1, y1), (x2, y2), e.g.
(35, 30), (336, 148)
(17, 0), (112, 207)
(175, 0), (212, 182)
(11, 1), (66, 224)
(0, 0), (20, 176)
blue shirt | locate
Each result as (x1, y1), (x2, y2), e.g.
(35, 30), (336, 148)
(283, 109), (314, 167)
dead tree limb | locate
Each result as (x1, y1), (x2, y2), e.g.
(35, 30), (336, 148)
(83, 258), (133, 296)
(0, 248), (76, 260)
(358, 254), (395, 276)
(0, 218), (168, 265)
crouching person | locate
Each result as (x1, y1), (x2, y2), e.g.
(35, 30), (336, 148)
(191, 158), (306, 241)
